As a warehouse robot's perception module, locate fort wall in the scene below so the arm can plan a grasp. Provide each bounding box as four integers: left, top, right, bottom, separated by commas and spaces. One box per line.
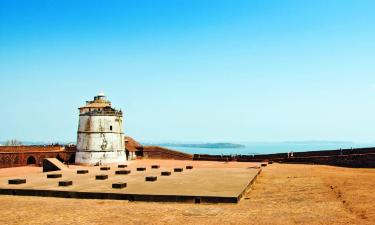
0, 145, 76, 168
142, 146, 193, 160
194, 147, 375, 168
1, 142, 374, 168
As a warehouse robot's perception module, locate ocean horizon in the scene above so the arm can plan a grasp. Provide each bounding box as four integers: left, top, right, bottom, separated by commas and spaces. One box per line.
154, 142, 375, 155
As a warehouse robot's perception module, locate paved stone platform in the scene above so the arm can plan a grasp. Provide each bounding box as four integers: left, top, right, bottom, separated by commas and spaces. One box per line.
0, 160, 261, 203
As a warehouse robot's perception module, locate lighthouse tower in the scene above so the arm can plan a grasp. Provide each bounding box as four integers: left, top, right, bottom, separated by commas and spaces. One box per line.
75, 92, 126, 165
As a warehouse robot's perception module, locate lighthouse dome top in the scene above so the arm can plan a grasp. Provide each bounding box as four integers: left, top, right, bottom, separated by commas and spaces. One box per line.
93, 91, 107, 102
78, 92, 123, 116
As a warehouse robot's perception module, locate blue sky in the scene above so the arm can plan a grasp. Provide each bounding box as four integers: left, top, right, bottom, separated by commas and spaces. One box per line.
1, 0, 375, 143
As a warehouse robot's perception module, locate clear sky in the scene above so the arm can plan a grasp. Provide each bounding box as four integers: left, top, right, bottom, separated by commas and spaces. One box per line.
1, 0, 375, 143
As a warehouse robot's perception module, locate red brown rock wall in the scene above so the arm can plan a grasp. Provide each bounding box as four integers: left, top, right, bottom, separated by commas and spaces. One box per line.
0, 146, 76, 168
142, 146, 193, 160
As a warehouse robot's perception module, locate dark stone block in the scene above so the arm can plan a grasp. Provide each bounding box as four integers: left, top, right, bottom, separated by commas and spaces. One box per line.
118, 164, 127, 168
137, 167, 146, 171
174, 168, 183, 172
115, 170, 131, 175
100, 167, 111, 171
151, 165, 160, 169
112, 182, 127, 189
77, 170, 89, 174
161, 171, 171, 176
186, 166, 193, 169
96, 174, 108, 180
59, 180, 72, 186
145, 176, 157, 182
268, 161, 273, 164
261, 163, 267, 167
8, 179, 26, 185
47, 173, 62, 178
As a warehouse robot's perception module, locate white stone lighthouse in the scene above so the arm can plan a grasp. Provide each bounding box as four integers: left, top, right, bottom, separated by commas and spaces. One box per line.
75, 92, 126, 165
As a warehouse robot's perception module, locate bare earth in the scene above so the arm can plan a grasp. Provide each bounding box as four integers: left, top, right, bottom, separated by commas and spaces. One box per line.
0, 161, 374, 225
0, 160, 259, 199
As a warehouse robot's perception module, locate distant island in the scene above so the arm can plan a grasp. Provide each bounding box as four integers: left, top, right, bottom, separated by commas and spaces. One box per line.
159, 143, 246, 149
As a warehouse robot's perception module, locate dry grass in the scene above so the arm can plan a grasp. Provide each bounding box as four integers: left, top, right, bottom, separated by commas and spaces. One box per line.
0, 163, 374, 225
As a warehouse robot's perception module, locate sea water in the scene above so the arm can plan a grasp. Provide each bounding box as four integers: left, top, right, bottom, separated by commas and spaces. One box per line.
158, 142, 375, 155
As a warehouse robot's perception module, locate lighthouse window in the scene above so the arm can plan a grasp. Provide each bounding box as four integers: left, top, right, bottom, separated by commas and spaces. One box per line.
110, 126, 113, 131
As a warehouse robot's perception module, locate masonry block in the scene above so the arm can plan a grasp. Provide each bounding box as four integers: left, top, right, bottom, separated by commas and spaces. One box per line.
59, 180, 73, 186
118, 164, 127, 168
186, 166, 193, 169
8, 179, 26, 185
137, 167, 146, 171
161, 171, 171, 176
77, 170, 89, 174
112, 182, 127, 189
145, 176, 157, 182
151, 165, 160, 169
96, 174, 108, 180
115, 170, 131, 175
174, 168, 183, 172
100, 167, 111, 171
47, 173, 62, 178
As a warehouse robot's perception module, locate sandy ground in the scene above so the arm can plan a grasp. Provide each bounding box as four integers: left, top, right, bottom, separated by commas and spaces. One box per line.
0, 160, 260, 198
0, 161, 374, 225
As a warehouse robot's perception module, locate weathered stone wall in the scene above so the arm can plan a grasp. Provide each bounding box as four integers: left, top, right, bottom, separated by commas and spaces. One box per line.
76, 114, 126, 164
142, 146, 193, 160
0, 145, 76, 168
77, 115, 124, 151
193, 147, 375, 168
0, 145, 63, 152
280, 153, 375, 168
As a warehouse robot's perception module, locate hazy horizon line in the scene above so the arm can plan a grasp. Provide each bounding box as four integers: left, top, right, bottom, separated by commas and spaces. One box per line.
2, 140, 375, 145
